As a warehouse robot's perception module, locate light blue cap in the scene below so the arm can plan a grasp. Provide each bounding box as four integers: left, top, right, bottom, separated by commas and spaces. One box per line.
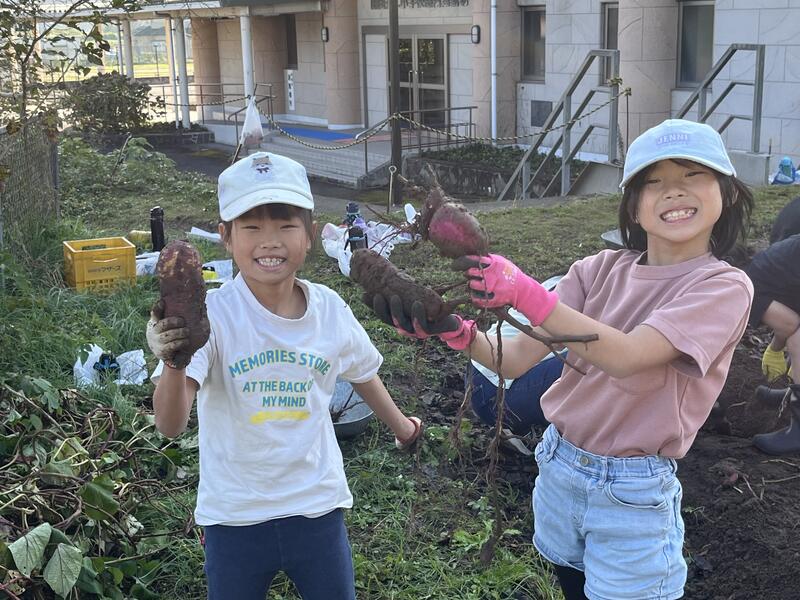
620, 119, 736, 189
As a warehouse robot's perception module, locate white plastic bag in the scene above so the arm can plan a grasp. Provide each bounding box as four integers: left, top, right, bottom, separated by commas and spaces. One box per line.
240, 97, 263, 147
73, 344, 148, 387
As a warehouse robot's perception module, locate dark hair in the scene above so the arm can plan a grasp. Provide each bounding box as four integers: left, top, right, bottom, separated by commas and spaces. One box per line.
221, 203, 314, 244
618, 158, 754, 259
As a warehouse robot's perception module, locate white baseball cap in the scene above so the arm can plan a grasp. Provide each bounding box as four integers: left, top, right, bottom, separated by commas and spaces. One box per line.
218, 152, 314, 221
620, 119, 736, 189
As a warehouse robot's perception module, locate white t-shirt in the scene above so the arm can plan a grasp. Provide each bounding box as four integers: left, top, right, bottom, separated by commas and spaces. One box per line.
151, 275, 382, 526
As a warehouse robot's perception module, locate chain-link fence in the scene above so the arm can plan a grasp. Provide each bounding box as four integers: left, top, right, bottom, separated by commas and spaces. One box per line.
0, 119, 59, 258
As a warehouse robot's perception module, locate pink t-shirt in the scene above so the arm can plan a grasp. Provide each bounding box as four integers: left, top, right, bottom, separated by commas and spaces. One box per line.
541, 249, 753, 458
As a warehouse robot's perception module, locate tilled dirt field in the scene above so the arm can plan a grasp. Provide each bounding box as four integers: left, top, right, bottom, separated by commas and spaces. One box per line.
682, 331, 800, 600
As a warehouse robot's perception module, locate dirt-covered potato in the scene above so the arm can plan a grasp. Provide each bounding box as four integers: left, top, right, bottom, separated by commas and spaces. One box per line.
155, 241, 210, 368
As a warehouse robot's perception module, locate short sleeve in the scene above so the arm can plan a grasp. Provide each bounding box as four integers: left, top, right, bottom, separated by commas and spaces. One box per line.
337, 304, 383, 384
642, 274, 753, 377
150, 328, 215, 388
555, 256, 592, 312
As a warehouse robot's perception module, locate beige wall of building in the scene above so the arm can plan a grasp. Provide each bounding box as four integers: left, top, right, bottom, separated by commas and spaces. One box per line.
252, 16, 288, 115
325, 0, 362, 127
472, 0, 519, 138
291, 12, 327, 122
618, 0, 678, 144
191, 18, 221, 103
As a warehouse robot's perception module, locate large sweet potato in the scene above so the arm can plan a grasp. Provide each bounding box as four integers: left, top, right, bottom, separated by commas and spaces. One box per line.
155, 241, 210, 368
350, 249, 454, 322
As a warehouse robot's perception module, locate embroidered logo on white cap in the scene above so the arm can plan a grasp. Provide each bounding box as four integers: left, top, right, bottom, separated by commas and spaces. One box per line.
218, 152, 314, 220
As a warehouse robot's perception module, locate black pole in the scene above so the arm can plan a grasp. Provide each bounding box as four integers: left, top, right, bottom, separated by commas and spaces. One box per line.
388, 0, 401, 206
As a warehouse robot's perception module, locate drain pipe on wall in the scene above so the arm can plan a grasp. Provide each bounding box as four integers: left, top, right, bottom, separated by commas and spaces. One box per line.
490, 0, 497, 143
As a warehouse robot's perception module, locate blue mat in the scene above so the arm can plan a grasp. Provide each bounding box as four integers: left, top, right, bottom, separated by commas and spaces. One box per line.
281, 126, 353, 141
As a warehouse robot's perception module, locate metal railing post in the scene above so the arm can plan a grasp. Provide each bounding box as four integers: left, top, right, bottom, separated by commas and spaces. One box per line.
751, 45, 765, 153
199, 84, 205, 124
607, 50, 620, 163
561, 91, 572, 196
698, 86, 707, 121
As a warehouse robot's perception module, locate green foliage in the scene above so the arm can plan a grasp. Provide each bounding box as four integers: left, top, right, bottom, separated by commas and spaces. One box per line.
1, 0, 140, 125
57, 137, 219, 239
64, 72, 166, 133
423, 143, 527, 171
0, 372, 199, 599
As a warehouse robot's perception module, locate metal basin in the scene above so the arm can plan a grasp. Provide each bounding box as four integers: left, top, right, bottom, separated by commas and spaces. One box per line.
329, 379, 374, 440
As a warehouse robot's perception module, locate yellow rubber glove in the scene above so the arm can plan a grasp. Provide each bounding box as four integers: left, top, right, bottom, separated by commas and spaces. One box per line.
761, 347, 789, 382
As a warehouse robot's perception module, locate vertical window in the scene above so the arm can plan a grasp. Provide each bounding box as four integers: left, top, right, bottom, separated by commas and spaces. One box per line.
601, 3, 618, 85
678, 1, 714, 87
286, 14, 298, 69
522, 7, 545, 81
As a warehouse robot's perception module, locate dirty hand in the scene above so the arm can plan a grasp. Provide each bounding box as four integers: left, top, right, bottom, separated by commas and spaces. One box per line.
146, 300, 193, 368
371, 294, 476, 351
761, 346, 789, 382
452, 254, 558, 326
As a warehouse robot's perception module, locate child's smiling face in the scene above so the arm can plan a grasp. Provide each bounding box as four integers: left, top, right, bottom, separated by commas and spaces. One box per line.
222, 209, 313, 293
635, 159, 723, 263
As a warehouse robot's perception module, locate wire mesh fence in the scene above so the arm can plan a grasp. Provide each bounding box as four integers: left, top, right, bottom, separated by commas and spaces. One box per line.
0, 119, 60, 259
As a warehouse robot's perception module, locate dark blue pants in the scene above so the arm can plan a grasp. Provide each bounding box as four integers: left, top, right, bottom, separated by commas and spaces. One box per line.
203, 508, 355, 600
468, 355, 563, 435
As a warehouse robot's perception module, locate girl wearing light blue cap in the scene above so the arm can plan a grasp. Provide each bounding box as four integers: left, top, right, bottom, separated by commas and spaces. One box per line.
369, 119, 755, 599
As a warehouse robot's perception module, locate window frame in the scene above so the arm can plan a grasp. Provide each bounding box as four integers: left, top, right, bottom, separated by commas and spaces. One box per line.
676, 0, 715, 89
286, 14, 298, 70
600, 2, 619, 86
520, 6, 546, 82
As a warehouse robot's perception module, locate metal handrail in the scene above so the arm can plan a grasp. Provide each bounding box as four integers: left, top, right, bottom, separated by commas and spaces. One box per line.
675, 43, 765, 153
357, 105, 477, 174
498, 48, 621, 202
151, 80, 276, 130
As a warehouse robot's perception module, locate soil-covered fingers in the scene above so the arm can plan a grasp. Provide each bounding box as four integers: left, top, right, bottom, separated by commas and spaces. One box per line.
151, 316, 187, 334
411, 301, 460, 335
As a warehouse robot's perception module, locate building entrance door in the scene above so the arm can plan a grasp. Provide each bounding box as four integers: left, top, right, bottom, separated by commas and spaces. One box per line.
394, 35, 447, 128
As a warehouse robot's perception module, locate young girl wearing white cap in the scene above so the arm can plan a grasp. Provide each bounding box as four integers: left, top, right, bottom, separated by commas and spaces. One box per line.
145, 152, 422, 600
370, 119, 755, 599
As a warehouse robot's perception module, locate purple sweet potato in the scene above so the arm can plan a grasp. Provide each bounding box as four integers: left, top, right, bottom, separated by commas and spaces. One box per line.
155, 241, 210, 368
415, 186, 490, 258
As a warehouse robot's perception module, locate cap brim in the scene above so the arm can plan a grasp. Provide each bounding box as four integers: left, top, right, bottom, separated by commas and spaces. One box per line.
220, 188, 314, 221
619, 154, 736, 189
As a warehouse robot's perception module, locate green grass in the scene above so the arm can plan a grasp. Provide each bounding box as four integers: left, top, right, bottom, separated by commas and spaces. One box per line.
4, 140, 798, 598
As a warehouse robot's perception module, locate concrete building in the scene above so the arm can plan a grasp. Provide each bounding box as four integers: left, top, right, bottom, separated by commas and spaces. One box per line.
115, 0, 799, 177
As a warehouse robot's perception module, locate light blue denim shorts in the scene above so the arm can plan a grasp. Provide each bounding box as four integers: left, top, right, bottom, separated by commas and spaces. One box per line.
532, 424, 686, 600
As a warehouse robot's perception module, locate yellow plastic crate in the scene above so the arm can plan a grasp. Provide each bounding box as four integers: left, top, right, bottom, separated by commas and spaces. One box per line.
63, 237, 136, 292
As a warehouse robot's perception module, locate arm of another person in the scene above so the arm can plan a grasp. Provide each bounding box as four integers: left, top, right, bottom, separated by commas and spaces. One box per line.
153, 367, 198, 438
462, 255, 749, 381
466, 309, 679, 380
351, 376, 416, 441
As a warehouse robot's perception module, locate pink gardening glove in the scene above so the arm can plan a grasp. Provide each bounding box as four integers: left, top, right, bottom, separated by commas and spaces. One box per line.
454, 254, 558, 326
371, 294, 477, 351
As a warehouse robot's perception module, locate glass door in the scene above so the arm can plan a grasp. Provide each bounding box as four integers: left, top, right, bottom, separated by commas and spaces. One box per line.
393, 35, 448, 128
